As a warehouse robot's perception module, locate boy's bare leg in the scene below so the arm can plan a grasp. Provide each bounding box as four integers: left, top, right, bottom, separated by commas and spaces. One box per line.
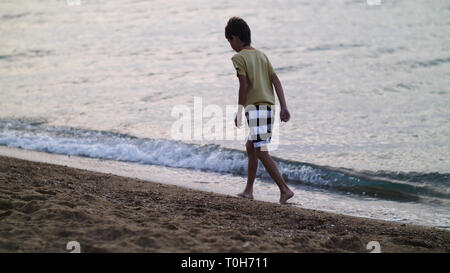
255, 147, 294, 204
237, 140, 258, 200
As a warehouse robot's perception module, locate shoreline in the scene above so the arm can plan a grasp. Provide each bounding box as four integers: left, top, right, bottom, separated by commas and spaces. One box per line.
0, 155, 449, 252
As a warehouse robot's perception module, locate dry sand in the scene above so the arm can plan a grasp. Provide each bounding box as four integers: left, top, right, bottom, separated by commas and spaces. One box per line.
0, 155, 449, 253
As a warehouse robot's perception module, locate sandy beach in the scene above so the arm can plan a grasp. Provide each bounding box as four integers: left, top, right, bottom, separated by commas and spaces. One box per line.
0, 155, 449, 253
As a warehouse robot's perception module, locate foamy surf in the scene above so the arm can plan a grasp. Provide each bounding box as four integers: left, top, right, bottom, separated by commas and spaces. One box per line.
1, 118, 449, 205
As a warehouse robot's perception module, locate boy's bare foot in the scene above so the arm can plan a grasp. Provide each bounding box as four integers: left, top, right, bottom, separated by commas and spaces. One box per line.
237, 192, 254, 200
280, 190, 294, 204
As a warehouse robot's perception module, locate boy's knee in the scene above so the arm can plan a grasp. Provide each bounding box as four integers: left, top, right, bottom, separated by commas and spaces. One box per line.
255, 147, 269, 159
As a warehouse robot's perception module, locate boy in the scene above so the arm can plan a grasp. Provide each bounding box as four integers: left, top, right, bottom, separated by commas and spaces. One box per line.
225, 17, 294, 204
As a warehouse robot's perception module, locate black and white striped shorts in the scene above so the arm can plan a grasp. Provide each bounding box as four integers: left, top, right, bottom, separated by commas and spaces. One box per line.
245, 104, 275, 148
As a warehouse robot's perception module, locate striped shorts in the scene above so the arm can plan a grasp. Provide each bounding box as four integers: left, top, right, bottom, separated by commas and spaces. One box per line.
245, 104, 275, 148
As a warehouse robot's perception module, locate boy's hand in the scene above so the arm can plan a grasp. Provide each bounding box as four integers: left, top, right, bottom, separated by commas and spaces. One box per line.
280, 108, 291, 122
235, 104, 244, 128
234, 113, 242, 128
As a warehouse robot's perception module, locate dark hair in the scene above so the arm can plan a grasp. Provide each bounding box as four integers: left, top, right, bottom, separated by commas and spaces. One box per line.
225, 17, 251, 46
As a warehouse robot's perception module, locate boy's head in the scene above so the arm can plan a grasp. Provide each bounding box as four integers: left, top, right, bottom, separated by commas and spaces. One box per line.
225, 17, 251, 51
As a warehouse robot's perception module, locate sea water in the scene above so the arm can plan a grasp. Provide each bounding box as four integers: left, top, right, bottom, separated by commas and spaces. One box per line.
1, 0, 449, 229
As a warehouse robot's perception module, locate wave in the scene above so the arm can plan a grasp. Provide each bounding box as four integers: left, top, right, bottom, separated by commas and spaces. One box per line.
306, 43, 364, 52
1, 118, 449, 205
0, 49, 52, 61
1, 12, 30, 20
397, 57, 450, 69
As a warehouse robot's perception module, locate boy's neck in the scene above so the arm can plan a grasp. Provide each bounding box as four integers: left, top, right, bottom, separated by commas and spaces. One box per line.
238, 45, 255, 52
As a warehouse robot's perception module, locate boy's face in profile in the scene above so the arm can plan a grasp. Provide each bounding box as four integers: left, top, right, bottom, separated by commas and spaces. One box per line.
227, 35, 241, 52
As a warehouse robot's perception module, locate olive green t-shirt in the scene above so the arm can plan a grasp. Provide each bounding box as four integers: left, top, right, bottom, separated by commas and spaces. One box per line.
231, 49, 275, 108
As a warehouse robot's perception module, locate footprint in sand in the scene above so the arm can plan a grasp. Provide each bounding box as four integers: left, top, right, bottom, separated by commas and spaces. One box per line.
135, 237, 159, 248
390, 238, 432, 249
0, 210, 12, 220
162, 222, 178, 230
19, 200, 41, 214
183, 207, 205, 217
20, 194, 47, 201
0, 199, 14, 210
35, 189, 57, 196
57, 201, 77, 208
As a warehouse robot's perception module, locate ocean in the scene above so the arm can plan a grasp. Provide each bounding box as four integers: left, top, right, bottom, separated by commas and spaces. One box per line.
1, 0, 449, 229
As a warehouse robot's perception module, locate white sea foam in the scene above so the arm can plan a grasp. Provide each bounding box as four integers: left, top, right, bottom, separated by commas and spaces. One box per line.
1, 120, 449, 206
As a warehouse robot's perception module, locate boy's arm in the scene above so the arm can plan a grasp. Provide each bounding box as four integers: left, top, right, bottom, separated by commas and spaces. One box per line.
271, 73, 291, 122
237, 75, 249, 106
235, 75, 249, 127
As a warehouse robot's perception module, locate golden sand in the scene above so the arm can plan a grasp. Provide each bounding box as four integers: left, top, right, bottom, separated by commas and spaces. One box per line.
0, 155, 448, 253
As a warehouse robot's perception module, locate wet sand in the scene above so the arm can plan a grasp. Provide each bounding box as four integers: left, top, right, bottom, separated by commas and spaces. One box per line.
0, 155, 449, 253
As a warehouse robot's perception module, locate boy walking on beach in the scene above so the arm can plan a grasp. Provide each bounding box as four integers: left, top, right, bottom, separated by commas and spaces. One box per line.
225, 17, 294, 204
